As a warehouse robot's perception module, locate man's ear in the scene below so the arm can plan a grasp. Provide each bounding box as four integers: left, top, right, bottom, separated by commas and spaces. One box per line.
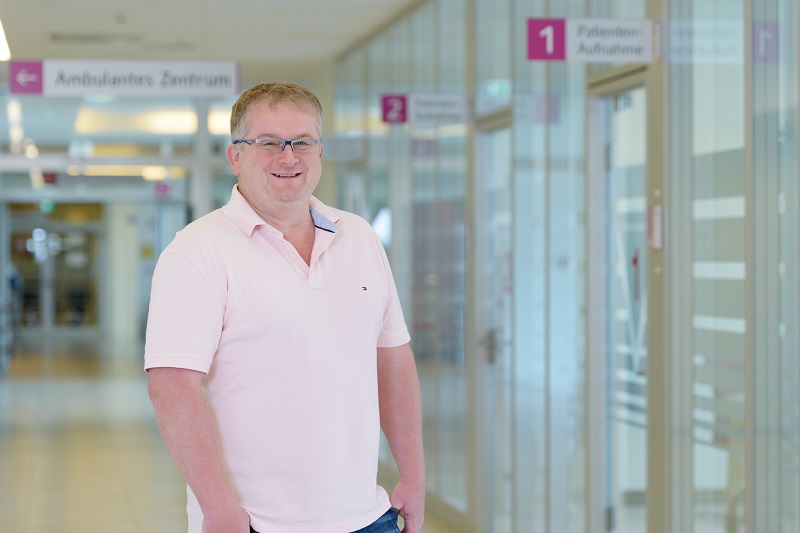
226, 143, 240, 171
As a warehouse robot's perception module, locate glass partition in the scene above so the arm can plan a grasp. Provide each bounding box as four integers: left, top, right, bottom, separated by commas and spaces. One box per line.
334, 0, 468, 514
751, 0, 800, 532
667, 0, 748, 531
475, 0, 513, 115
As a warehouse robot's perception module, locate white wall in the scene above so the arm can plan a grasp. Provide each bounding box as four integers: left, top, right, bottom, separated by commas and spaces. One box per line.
106, 203, 139, 342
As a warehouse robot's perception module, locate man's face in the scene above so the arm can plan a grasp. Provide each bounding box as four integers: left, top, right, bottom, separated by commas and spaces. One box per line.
227, 101, 323, 212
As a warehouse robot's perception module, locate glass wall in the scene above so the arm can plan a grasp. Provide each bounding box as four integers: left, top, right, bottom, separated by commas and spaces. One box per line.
475, 0, 513, 114
751, 0, 799, 532
513, 1, 589, 532
332, 0, 800, 532
667, 0, 748, 531
333, 0, 469, 513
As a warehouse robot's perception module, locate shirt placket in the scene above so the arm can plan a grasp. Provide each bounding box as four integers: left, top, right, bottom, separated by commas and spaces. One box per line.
259, 226, 311, 280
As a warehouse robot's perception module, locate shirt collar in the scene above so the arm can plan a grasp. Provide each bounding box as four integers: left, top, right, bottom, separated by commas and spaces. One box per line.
222, 185, 339, 236
309, 197, 339, 233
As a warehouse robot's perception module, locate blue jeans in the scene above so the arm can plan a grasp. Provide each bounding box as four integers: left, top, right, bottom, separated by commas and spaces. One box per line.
250, 507, 400, 533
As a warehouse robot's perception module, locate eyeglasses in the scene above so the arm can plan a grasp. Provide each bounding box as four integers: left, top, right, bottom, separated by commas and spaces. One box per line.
233, 137, 322, 153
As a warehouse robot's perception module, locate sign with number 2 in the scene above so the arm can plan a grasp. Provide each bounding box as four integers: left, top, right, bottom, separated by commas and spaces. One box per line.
382, 94, 408, 124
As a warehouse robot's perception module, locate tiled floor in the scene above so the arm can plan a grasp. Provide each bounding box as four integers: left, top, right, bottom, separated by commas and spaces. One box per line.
0, 339, 459, 533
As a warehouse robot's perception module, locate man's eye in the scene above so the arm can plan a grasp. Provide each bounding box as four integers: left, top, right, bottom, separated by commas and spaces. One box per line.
261, 140, 280, 147
294, 140, 311, 147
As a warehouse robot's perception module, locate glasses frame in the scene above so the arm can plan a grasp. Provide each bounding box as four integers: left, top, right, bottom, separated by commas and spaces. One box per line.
233, 137, 322, 153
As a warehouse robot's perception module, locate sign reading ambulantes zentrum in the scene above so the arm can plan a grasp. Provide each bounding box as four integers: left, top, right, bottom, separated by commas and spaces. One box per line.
9, 60, 239, 96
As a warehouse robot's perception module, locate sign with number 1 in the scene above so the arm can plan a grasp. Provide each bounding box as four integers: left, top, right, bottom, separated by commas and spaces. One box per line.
527, 19, 566, 61
528, 17, 653, 63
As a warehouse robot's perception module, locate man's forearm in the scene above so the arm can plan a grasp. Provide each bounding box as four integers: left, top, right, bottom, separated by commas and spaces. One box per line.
377, 344, 425, 483
377, 344, 425, 533
147, 368, 242, 522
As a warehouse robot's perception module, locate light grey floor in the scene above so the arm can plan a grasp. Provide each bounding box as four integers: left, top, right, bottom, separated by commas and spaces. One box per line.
0, 339, 459, 533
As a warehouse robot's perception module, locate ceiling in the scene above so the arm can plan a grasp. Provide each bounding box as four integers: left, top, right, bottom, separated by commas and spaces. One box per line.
0, 0, 421, 150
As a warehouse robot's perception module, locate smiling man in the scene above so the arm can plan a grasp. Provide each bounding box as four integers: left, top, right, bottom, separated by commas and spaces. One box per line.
145, 82, 425, 533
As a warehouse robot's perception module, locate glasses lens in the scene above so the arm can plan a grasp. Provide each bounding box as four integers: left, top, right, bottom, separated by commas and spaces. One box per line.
252, 138, 317, 153
291, 140, 316, 152
257, 139, 283, 153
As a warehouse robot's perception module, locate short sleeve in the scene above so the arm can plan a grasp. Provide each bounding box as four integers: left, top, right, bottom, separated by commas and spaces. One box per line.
144, 252, 226, 373
373, 233, 411, 348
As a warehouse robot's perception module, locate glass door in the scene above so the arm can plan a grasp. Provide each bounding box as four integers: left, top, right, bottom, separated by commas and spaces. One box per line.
8, 203, 103, 336
590, 86, 649, 532
475, 125, 514, 533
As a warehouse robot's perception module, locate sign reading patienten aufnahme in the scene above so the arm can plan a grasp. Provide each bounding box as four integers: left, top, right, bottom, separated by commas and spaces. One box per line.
11, 60, 239, 96
567, 19, 652, 63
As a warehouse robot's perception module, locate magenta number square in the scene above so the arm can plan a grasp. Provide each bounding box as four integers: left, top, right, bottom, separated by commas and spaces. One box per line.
9, 61, 44, 94
381, 94, 407, 124
527, 18, 566, 61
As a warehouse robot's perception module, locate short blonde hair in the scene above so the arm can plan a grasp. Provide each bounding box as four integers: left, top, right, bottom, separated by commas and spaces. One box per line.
230, 81, 323, 143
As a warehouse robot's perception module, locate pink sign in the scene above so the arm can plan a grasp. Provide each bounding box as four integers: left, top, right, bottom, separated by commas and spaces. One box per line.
752, 22, 779, 64
382, 94, 407, 124
155, 181, 172, 198
527, 19, 566, 61
9, 61, 44, 94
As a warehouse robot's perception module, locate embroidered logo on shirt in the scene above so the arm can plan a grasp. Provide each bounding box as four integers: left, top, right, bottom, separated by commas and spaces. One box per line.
362, 286, 368, 291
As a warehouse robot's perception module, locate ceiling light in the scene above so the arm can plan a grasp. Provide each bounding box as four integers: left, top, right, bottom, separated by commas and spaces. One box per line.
29, 167, 44, 189
75, 107, 197, 135
208, 109, 232, 135
141, 166, 168, 181
24, 143, 39, 159
6, 99, 21, 124
0, 19, 11, 61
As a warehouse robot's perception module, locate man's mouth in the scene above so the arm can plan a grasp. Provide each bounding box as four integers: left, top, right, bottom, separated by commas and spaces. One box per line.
273, 173, 300, 178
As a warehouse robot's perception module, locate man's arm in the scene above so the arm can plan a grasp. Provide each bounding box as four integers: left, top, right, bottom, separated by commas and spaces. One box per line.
377, 343, 425, 533
148, 367, 250, 533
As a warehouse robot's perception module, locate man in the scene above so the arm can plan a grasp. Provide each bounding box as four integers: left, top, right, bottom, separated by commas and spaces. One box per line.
145, 81, 425, 533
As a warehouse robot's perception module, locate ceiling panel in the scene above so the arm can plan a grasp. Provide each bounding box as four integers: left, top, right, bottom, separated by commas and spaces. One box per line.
0, 0, 421, 153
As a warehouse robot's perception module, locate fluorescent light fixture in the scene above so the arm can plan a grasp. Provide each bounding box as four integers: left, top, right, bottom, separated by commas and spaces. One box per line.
74, 104, 231, 136
208, 109, 232, 135
0, 19, 10, 61
80, 165, 146, 177
72, 165, 188, 179
75, 108, 197, 135
141, 166, 168, 181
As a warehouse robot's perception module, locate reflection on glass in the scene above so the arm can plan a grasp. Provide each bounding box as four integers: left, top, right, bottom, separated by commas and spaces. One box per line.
605, 88, 648, 532
478, 127, 513, 533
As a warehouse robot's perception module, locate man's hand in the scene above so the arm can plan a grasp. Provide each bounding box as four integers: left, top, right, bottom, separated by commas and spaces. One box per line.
202, 505, 251, 533
391, 479, 425, 533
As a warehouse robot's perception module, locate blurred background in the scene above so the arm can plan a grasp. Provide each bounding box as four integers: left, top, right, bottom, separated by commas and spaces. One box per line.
1, 1, 799, 533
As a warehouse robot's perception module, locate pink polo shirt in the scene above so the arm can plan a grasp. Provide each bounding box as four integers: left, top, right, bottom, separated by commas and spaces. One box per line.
144, 186, 410, 533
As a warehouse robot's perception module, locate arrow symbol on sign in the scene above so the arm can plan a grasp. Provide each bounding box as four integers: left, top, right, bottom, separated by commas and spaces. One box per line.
15, 69, 40, 87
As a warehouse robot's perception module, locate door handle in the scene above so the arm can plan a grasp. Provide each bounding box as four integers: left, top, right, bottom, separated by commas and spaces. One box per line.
479, 328, 497, 364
